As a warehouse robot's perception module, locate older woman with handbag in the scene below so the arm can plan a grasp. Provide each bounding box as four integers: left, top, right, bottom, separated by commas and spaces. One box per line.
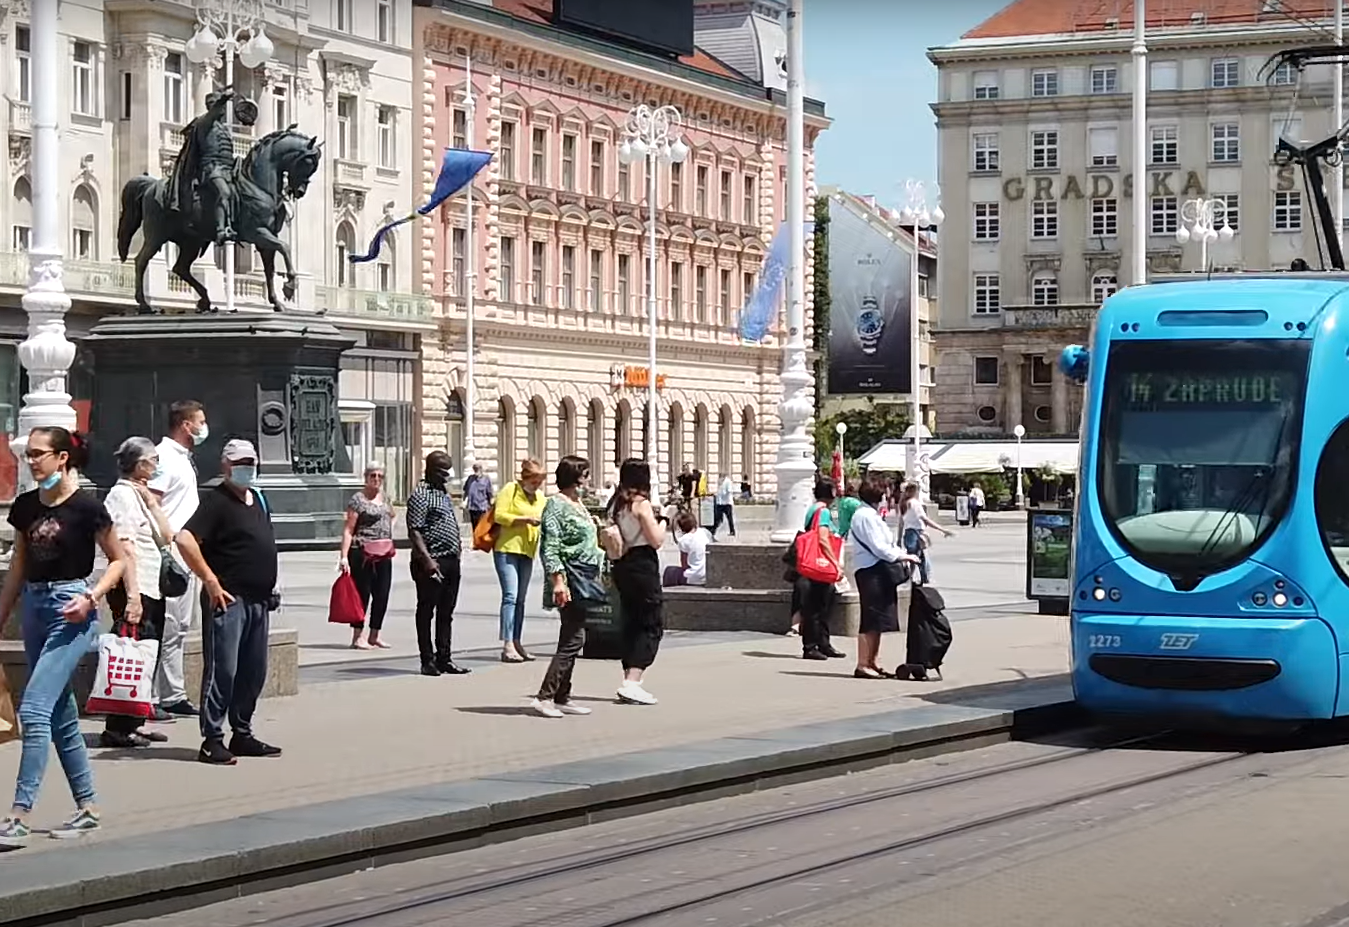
531, 455, 603, 718
338, 464, 397, 649
850, 473, 922, 679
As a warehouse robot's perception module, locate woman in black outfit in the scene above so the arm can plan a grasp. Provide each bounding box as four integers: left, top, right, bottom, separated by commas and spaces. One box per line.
797, 478, 846, 661
607, 458, 667, 706
849, 473, 921, 679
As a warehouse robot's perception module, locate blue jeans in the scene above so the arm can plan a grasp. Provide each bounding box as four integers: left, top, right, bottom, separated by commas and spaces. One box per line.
15, 580, 100, 814
493, 551, 534, 643
902, 528, 930, 585
200, 597, 270, 743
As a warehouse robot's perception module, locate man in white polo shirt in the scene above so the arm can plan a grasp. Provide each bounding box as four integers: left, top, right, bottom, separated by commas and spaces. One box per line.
148, 399, 210, 717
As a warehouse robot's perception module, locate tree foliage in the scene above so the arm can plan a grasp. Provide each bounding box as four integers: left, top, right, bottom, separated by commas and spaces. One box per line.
813, 403, 911, 466
811, 195, 831, 417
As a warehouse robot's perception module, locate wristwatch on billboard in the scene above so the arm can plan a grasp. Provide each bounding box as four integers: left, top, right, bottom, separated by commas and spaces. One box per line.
856, 297, 883, 355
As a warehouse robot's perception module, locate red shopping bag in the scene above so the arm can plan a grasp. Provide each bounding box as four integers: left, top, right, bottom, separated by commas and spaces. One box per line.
328, 572, 366, 625
794, 505, 843, 584
85, 626, 157, 719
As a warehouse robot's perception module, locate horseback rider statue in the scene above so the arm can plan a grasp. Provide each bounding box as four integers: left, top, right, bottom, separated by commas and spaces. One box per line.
165, 87, 257, 246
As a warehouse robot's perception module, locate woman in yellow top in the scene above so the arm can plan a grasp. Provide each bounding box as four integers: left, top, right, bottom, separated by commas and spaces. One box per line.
492, 458, 547, 662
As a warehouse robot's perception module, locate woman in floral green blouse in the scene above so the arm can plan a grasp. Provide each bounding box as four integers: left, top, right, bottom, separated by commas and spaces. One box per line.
532, 455, 605, 718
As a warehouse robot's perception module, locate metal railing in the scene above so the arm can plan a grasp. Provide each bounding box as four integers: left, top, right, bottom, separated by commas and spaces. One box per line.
316, 285, 433, 322
1001, 304, 1098, 330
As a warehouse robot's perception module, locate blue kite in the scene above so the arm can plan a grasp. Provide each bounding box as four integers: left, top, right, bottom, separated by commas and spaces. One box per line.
349, 147, 492, 263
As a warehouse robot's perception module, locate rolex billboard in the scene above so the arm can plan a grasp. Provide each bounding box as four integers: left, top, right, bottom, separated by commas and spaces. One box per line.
825, 195, 912, 395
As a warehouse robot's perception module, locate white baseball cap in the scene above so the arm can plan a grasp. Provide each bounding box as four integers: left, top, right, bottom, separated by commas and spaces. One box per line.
222, 438, 258, 462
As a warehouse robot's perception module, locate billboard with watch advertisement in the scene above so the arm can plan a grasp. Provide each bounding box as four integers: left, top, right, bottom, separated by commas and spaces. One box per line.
825, 196, 912, 395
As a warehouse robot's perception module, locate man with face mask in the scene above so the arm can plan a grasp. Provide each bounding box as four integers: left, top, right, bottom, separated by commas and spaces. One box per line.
406, 450, 467, 677
148, 399, 210, 719
175, 439, 282, 766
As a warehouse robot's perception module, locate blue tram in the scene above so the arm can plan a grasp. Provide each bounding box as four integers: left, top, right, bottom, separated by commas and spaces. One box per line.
1062, 274, 1349, 722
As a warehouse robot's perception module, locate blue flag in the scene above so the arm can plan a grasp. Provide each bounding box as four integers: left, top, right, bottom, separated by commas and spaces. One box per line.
349, 148, 492, 263
739, 221, 814, 342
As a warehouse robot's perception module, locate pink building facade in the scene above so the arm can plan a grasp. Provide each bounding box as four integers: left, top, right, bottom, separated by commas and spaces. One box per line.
412, 1, 827, 493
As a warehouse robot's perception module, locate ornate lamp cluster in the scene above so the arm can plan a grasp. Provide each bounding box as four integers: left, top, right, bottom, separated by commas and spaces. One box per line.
184, 0, 274, 69
617, 105, 690, 167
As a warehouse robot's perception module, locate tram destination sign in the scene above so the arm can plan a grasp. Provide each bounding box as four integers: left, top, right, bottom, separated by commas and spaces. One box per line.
1124, 372, 1288, 406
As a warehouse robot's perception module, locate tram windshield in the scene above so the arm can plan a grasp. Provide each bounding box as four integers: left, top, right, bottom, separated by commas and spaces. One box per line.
1097, 338, 1310, 585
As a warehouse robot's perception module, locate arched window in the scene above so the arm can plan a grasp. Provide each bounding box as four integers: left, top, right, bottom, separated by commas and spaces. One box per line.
12, 178, 32, 251
668, 402, 685, 471
717, 405, 733, 476
71, 184, 97, 260
1031, 271, 1058, 307
693, 403, 709, 470
496, 397, 516, 482
336, 221, 356, 288
1091, 271, 1118, 305
613, 400, 631, 467
587, 399, 605, 469
377, 230, 395, 292
527, 396, 547, 464
557, 398, 576, 459
446, 389, 465, 478
740, 406, 756, 486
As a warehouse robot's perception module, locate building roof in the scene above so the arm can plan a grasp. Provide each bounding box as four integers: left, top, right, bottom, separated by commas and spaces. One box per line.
962, 0, 1335, 41
824, 187, 939, 258
491, 0, 746, 79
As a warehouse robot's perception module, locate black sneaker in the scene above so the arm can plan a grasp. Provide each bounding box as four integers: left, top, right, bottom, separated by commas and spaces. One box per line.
198, 740, 238, 765
802, 648, 829, 661
436, 659, 471, 675
163, 700, 199, 717
228, 735, 282, 758
822, 646, 847, 659
420, 661, 442, 677
99, 730, 149, 749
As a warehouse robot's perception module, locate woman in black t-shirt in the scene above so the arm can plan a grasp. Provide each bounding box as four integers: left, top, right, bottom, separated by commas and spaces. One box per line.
0, 427, 126, 846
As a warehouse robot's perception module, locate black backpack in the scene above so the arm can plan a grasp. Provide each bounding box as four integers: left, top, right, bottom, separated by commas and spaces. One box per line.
896, 584, 952, 680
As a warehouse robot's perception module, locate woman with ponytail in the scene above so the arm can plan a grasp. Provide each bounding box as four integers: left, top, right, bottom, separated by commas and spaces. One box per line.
0, 428, 127, 845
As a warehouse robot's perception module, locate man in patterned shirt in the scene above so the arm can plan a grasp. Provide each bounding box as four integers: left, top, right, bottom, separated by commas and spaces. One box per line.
406, 450, 469, 677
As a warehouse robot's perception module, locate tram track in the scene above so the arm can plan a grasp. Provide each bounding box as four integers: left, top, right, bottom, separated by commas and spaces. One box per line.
234, 728, 1272, 927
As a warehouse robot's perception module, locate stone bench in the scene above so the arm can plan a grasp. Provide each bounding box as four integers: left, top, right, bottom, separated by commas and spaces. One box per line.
664, 587, 877, 637
0, 628, 299, 710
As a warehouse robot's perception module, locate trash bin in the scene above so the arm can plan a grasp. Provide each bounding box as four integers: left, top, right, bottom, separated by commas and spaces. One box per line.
581, 560, 625, 660
955, 493, 971, 526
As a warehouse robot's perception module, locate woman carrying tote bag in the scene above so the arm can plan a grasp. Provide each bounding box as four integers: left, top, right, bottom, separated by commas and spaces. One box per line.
849, 473, 922, 680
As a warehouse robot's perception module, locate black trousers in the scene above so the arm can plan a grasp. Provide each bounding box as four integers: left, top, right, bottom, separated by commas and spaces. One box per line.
794, 575, 835, 654
349, 545, 394, 633
711, 504, 736, 536
104, 585, 166, 735
537, 601, 587, 703
412, 554, 461, 664
612, 546, 663, 672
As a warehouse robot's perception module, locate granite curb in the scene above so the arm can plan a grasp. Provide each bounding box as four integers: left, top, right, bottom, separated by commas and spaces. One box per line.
0, 677, 1080, 927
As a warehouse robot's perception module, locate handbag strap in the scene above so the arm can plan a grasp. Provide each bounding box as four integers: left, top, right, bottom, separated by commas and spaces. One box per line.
129, 484, 170, 550
852, 511, 896, 564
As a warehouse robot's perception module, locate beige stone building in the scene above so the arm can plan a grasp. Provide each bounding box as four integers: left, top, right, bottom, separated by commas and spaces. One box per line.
929, 0, 1338, 438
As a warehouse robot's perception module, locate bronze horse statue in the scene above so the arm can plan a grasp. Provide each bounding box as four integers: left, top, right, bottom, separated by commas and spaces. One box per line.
118, 112, 323, 314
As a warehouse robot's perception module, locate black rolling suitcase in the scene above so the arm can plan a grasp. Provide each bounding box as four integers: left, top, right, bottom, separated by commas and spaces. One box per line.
895, 583, 952, 681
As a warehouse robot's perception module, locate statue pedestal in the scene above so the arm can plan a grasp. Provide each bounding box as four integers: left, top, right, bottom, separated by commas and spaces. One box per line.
82, 312, 359, 547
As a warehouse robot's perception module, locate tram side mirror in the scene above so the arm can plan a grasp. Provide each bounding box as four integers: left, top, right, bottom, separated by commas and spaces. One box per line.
1060, 345, 1090, 384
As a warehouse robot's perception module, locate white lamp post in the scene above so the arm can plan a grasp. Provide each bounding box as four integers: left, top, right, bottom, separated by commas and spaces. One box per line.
460, 55, 478, 477
835, 420, 847, 456
183, 0, 274, 315
769, 0, 818, 543
1131, 0, 1148, 285
11, 0, 78, 490
1175, 196, 1234, 271
619, 104, 688, 497
898, 179, 943, 500
1013, 423, 1026, 510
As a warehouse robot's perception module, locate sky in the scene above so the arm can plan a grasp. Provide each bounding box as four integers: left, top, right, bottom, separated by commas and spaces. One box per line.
804, 1, 1008, 206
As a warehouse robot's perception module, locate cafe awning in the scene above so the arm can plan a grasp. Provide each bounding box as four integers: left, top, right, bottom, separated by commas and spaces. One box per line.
857, 439, 1079, 475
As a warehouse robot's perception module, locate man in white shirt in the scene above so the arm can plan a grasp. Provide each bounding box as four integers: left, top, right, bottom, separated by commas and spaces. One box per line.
711, 473, 737, 539
147, 399, 210, 717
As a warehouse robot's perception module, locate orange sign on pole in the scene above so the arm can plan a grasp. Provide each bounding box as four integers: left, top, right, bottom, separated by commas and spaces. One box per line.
624, 366, 666, 390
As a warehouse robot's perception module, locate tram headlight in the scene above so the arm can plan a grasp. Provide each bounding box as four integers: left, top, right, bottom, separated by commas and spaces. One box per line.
1273, 592, 1288, 607
1253, 591, 1267, 606
1092, 587, 1107, 601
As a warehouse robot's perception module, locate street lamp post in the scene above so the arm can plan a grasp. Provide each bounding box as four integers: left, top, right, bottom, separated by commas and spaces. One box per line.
619, 105, 688, 497
834, 421, 847, 492
834, 420, 847, 457
898, 180, 943, 501
184, 0, 274, 315
1013, 423, 1026, 510
11, 0, 78, 489
460, 55, 478, 476
1175, 196, 1234, 271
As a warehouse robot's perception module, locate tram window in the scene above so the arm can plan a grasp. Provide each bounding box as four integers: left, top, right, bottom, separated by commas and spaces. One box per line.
1314, 420, 1349, 579
1096, 339, 1309, 580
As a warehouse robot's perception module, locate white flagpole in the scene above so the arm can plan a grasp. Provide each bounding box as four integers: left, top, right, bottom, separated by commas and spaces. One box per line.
462, 55, 477, 477
1335, 1, 1344, 246
1132, 0, 1148, 285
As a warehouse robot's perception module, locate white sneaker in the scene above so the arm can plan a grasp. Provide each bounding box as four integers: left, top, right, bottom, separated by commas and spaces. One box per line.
556, 702, 592, 716
617, 682, 658, 705
531, 698, 564, 718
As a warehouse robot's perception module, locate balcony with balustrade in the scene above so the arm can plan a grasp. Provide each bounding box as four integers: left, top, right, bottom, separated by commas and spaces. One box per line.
1000, 303, 1098, 331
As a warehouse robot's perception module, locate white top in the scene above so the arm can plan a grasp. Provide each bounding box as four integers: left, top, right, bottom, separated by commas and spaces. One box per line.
969, 486, 985, 507
902, 497, 926, 532
616, 506, 654, 549
148, 437, 199, 532
715, 477, 735, 505
849, 505, 907, 572
678, 527, 711, 585
104, 480, 164, 600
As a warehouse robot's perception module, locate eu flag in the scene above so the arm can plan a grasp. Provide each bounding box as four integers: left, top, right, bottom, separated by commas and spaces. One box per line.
349, 148, 492, 264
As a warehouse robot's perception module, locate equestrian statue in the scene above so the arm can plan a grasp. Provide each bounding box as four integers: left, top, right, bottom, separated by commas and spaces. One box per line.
117, 88, 323, 314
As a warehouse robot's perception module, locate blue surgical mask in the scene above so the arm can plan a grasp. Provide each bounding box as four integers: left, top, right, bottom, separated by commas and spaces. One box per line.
228, 465, 256, 488
150, 465, 164, 481
38, 471, 62, 491
192, 422, 210, 446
